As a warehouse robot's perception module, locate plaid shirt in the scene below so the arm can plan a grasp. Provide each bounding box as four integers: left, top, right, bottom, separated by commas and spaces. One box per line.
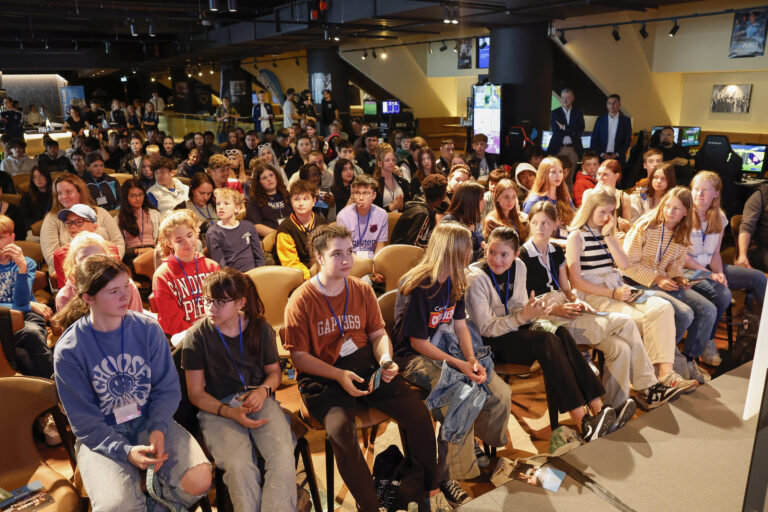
215, 105, 238, 134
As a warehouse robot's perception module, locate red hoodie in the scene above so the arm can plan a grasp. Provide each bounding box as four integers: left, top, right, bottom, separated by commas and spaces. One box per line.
153, 253, 220, 335
573, 171, 597, 208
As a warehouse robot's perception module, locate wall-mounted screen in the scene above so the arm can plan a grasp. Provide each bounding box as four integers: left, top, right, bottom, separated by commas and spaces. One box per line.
382, 100, 400, 114
477, 36, 490, 69
472, 83, 501, 154
679, 126, 701, 147
541, 130, 552, 151
732, 144, 766, 175
363, 99, 377, 116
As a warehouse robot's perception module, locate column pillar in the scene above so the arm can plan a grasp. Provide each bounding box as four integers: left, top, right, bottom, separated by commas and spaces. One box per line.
306, 46, 350, 133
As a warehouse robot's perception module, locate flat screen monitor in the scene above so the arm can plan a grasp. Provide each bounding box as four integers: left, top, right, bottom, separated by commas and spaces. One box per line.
652, 125, 679, 142
678, 126, 701, 147
363, 99, 377, 116
472, 83, 502, 154
251, 92, 259, 104
581, 131, 592, 149
382, 100, 400, 114
732, 144, 767, 175
541, 130, 552, 152
477, 36, 490, 69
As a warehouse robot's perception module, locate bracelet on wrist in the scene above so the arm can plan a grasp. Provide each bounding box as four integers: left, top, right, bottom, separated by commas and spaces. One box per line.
217, 403, 226, 417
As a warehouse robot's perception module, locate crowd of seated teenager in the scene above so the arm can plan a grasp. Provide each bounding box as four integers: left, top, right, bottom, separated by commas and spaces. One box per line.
3, 93, 768, 512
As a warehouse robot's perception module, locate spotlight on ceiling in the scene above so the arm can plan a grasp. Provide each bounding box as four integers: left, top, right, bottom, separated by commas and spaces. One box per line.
44, 40, 49, 50
227, 0, 237, 12
333, 35, 340, 42
451, 5, 459, 24
209, 0, 218, 11
669, 19, 679, 37
453, 41, 459, 52
443, 5, 451, 24
361, 50, 367, 60
439, 40, 447, 52
381, 49, 388, 59
557, 30, 567, 45
428, 43, 433, 54
372, 48, 378, 59
129, 18, 137, 37
611, 25, 620, 41
148, 19, 156, 37
639, 23, 649, 39
73, 39, 78, 50
167, 75, 172, 81
151, 76, 156, 82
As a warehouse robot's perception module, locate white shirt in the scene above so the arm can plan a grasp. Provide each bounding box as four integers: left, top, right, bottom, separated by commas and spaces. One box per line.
282, 100, 296, 128
259, 103, 270, 132
606, 113, 619, 154
562, 107, 572, 145
26, 111, 43, 125
149, 96, 165, 112
689, 211, 727, 267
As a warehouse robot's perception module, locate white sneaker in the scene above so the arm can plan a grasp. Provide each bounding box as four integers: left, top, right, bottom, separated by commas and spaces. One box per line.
42, 415, 62, 446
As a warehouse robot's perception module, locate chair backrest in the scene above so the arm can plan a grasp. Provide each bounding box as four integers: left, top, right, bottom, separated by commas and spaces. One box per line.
104, 167, 117, 174
373, 244, 425, 291
178, 176, 191, 186
377, 290, 398, 339
111, 173, 134, 186
133, 247, 157, 282
0, 308, 23, 376
696, 135, 733, 168
262, 231, 277, 253
387, 211, 402, 242
11, 173, 30, 191
30, 219, 43, 237
349, 255, 373, 278
246, 266, 304, 330
1, 193, 21, 206
16, 240, 44, 267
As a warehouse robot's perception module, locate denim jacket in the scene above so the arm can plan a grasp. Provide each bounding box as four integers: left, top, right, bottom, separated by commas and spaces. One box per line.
425, 325, 494, 444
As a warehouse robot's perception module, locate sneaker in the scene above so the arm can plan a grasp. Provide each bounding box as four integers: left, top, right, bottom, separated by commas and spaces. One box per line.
699, 341, 722, 367
608, 399, 636, 433
581, 406, 615, 442
688, 360, 711, 385
659, 371, 698, 394
429, 492, 454, 512
637, 382, 684, 410
474, 440, 491, 470
42, 415, 62, 446
439, 480, 470, 506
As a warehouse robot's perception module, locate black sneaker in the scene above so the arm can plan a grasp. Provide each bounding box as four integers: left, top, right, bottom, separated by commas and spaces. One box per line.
608, 399, 636, 433
440, 479, 470, 506
638, 382, 684, 410
474, 440, 491, 469
581, 406, 616, 442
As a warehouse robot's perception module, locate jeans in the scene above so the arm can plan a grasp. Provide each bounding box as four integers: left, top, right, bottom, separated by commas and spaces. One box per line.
426, 360, 488, 444
76, 417, 210, 511
723, 263, 766, 305
14, 311, 53, 378
691, 278, 732, 340
198, 395, 297, 512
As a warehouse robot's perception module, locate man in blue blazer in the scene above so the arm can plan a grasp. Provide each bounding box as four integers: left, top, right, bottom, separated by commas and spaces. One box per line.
590, 94, 632, 169
252, 89, 274, 135
548, 89, 584, 164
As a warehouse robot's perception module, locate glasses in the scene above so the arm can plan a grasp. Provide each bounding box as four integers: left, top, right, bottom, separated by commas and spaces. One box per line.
127, 193, 144, 199
64, 219, 88, 228
225, 149, 241, 157
202, 297, 236, 308
258, 143, 272, 150
353, 191, 374, 197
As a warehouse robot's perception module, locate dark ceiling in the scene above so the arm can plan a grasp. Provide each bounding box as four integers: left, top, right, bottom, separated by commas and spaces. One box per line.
0, 0, 697, 73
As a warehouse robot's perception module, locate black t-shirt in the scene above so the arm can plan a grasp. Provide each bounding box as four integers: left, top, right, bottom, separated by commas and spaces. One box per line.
181, 317, 279, 400
394, 278, 466, 357
321, 98, 337, 124
518, 240, 565, 296
245, 194, 293, 233
65, 116, 86, 134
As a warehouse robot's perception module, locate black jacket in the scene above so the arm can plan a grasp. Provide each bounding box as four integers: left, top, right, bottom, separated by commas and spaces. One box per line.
390, 199, 436, 248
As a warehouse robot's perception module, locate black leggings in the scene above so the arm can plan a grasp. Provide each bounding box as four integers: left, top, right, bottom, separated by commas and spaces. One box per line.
483, 326, 604, 428
299, 345, 438, 512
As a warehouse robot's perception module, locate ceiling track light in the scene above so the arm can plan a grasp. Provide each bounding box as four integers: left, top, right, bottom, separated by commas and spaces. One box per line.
273, 60, 277, 68
669, 19, 679, 37
557, 30, 567, 45
428, 42, 433, 54
209, 0, 218, 11
451, 5, 459, 24
439, 40, 447, 52
381, 49, 388, 59
44, 40, 49, 50
361, 49, 367, 60
227, 0, 237, 12
639, 23, 649, 39
611, 25, 620, 41
105, 41, 110, 54
129, 18, 137, 37
372, 48, 378, 59
453, 41, 459, 52
148, 18, 156, 37
443, 4, 451, 24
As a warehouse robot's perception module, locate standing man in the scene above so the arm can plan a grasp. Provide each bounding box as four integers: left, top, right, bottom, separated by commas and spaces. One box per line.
548, 88, 584, 165
320, 89, 339, 136
148, 91, 165, 113
215, 96, 239, 144
282, 88, 301, 130
1, 98, 24, 139
590, 94, 632, 170
252, 90, 274, 136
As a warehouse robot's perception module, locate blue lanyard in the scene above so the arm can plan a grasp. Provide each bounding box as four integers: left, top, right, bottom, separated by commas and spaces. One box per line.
193, 202, 214, 227
489, 268, 510, 315
585, 225, 614, 264
174, 255, 201, 305
316, 276, 349, 337
356, 208, 371, 249
535, 242, 561, 290
658, 225, 675, 264
88, 317, 127, 398
215, 316, 248, 392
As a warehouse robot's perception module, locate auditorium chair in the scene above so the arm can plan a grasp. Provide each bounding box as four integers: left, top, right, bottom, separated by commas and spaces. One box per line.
245, 266, 304, 357
0, 307, 24, 377
11, 173, 30, 195
110, 173, 134, 187
1, 193, 21, 206
387, 211, 402, 242
372, 244, 425, 292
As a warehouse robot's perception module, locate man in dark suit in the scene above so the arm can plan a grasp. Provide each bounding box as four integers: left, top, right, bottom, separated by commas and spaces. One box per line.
548, 88, 584, 165
590, 94, 632, 169
252, 89, 274, 136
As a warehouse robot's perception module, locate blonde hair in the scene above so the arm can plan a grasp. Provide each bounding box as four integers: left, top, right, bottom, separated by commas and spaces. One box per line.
213, 186, 244, 206
62, 232, 110, 282
373, 145, 396, 180
158, 209, 200, 257
0, 214, 14, 235
691, 171, 724, 234
51, 174, 95, 214
399, 222, 471, 303
207, 154, 230, 170
530, 156, 574, 226
634, 186, 693, 246
569, 184, 616, 231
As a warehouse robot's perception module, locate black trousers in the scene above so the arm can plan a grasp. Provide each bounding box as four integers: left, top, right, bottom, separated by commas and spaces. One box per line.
299, 345, 438, 512
483, 326, 604, 420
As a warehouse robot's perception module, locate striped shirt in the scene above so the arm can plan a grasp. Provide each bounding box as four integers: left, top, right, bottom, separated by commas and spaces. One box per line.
621, 221, 688, 287
579, 229, 614, 277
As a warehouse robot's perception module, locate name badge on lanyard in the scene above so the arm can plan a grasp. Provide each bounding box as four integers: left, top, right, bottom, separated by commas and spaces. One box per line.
96, 195, 107, 205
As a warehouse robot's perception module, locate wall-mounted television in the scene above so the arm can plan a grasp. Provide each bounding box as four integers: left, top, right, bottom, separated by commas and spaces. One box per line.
476, 36, 490, 69
732, 144, 766, 176
679, 126, 701, 147
363, 99, 378, 116
472, 83, 501, 154
382, 100, 400, 114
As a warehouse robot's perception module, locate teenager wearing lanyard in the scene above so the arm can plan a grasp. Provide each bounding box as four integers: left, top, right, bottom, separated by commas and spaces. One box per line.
466, 226, 617, 438
394, 222, 510, 500
566, 186, 697, 397
373, 146, 410, 212
183, 269, 296, 511
284, 224, 442, 512
53, 255, 212, 511
245, 160, 292, 238
521, 201, 683, 416
154, 210, 220, 337
685, 172, 767, 367
176, 173, 218, 235
622, 186, 715, 385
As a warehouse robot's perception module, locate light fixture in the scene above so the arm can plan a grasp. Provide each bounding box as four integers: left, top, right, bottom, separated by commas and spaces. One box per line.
372, 48, 378, 59
439, 40, 447, 52
295, 58, 300, 66
44, 40, 49, 50
273, 60, 277, 67
381, 49, 388, 59
669, 19, 679, 37
557, 30, 567, 45
129, 18, 137, 37
453, 41, 459, 52
611, 25, 620, 41
209, 67, 214, 75
451, 5, 459, 24
105, 41, 110, 54
73, 39, 78, 50
209, 0, 218, 11
361, 50, 367, 60
151, 76, 156, 82
428, 42, 433, 54
227, 0, 237, 12
187, 71, 192, 77
168, 75, 172, 80
443, 4, 451, 24
198, 69, 203, 76
333, 35, 340, 41
132, 68, 137, 74
639, 23, 648, 39
148, 19, 156, 37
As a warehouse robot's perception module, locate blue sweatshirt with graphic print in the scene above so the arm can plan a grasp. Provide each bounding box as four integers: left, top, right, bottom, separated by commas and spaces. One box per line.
53, 311, 180, 462
0, 256, 36, 312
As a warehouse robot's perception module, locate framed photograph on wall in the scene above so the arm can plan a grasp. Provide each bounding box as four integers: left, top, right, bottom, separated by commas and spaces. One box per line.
457, 38, 473, 69
729, 9, 768, 58
711, 84, 753, 113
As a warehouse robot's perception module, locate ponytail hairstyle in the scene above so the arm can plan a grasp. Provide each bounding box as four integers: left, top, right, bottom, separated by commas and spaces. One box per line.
490, 179, 528, 240
399, 222, 471, 303
51, 255, 131, 332
691, 171, 724, 234
530, 156, 574, 226
62, 232, 111, 282
203, 268, 265, 354
634, 186, 693, 246
569, 184, 616, 231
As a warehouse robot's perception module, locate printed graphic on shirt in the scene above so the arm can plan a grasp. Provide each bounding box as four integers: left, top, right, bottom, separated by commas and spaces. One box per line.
92, 354, 151, 415
0, 267, 18, 302
428, 304, 457, 328
316, 314, 363, 336
166, 272, 215, 321
243, 231, 252, 246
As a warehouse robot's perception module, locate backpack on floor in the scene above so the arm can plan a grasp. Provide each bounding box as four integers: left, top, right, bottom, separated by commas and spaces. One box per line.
713, 312, 759, 378
373, 445, 429, 512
